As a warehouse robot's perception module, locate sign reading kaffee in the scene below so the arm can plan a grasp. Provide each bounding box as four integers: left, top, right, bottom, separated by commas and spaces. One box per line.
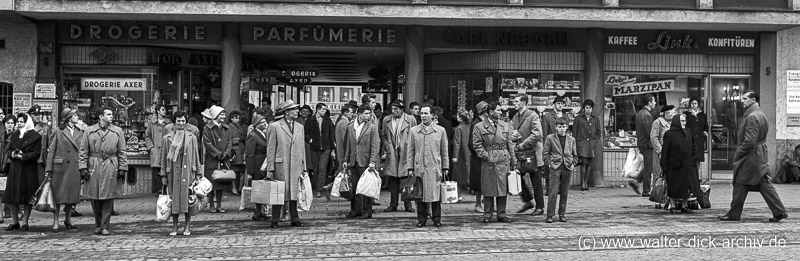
81, 78, 147, 91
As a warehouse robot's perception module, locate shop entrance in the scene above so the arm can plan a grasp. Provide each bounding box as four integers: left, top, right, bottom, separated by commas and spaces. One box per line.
708, 75, 752, 179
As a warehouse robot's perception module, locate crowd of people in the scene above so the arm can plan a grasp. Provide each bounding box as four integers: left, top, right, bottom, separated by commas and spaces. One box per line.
0, 91, 790, 236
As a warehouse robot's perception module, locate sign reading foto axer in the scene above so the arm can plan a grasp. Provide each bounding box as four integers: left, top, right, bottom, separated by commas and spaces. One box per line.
81, 78, 147, 91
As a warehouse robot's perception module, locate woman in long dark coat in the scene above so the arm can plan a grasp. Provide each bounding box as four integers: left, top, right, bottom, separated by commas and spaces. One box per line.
2, 114, 42, 231
203, 106, 233, 213
661, 114, 704, 214
573, 99, 602, 191
684, 97, 709, 171
45, 108, 84, 231
0, 115, 16, 224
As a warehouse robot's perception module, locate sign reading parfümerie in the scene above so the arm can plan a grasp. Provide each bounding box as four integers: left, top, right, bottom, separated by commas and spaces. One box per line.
58, 21, 221, 45
81, 78, 147, 91
241, 23, 404, 47
612, 80, 674, 97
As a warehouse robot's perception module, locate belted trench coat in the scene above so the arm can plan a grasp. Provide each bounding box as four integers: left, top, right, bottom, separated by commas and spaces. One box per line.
472, 118, 516, 197
79, 124, 128, 200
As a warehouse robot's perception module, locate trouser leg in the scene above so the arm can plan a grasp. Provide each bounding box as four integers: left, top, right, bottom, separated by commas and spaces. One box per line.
388, 176, 400, 208
520, 172, 533, 203
152, 167, 162, 193
416, 201, 428, 224
271, 204, 283, 222
91, 200, 102, 228
482, 196, 495, 219
350, 167, 365, 214
431, 201, 442, 223
317, 150, 331, 192
757, 178, 787, 217
101, 199, 113, 229
559, 170, 571, 216
288, 201, 300, 222
496, 196, 507, 219
547, 168, 562, 217
641, 149, 653, 193
726, 183, 749, 219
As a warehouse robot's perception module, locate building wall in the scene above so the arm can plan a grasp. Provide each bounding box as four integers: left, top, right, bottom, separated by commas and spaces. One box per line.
774, 27, 800, 176
0, 16, 37, 93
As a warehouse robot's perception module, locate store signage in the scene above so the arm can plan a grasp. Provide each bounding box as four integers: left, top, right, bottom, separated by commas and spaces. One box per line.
426, 27, 587, 51
786, 70, 800, 126
81, 78, 147, 91
289, 78, 313, 84
612, 79, 674, 97
34, 83, 57, 99
12, 93, 32, 115
153, 53, 183, 65
605, 30, 758, 54
242, 23, 404, 47
287, 70, 318, 78
58, 21, 221, 45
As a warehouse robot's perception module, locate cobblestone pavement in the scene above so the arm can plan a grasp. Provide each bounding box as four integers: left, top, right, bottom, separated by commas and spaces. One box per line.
1, 183, 799, 260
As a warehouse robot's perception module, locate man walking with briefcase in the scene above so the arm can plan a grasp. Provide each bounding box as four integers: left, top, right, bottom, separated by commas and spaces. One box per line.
510, 94, 545, 216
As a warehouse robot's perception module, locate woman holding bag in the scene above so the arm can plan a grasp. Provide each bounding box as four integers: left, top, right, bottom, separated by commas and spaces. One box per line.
203, 105, 233, 213
244, 114, 269, 221
44, 108, 84, 232
2, 114, 42, 231
160, 111, 202, 236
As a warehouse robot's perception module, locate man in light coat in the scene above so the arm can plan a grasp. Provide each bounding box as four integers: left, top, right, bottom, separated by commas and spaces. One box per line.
343, 104, 380, 219
334, 102, 356, 174
511, 94, 545, 216
407, 104, 449, 227
382, 99, 417, 213
262, 100, 307, 228
79, 107, 127, 235
473, 102, 516, 223
145, 105, 172, 193
719, 92, 788, 222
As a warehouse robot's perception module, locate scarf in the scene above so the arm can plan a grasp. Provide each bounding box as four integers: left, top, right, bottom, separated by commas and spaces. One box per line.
167, 129, 186, 162
19, 115, 34, 139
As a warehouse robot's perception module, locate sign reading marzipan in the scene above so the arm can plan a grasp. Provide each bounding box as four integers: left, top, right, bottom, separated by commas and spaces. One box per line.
612, 80, 674, 97
81, 78, 147, 91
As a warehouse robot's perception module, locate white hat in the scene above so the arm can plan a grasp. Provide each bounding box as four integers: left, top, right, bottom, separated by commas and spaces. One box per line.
209, 105, 225, 119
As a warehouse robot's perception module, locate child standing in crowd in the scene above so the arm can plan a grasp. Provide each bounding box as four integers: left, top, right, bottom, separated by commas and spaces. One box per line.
542, 118, 577, 223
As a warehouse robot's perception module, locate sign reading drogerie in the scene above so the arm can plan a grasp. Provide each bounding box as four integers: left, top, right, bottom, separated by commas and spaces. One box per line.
81, 78, 147, 91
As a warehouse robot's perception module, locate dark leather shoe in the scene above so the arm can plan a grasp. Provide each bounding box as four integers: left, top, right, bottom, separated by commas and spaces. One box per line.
252, 215, 268, 221
416, 222, 425, 227
531, 209, 544, 216
373, 202, 382, 206
559, 216, 567, 222
5, 223, 19, 231
345, 213, 362, 218
482, 218, 490, 223
384, 207, 398, 212
641, 193, 650, 198
94, 228, 103, 234
111, 211, 120, 216
360, 214, 373, 219
681, 208, 693, 214
70, 209, 83, 217
290, 221, 304, 227
405, 207, 415, 212
64, 222, 77, 229
769, 213, 789, 222
497, 217, 512, 223
718, 215, 740, 221
20, 224, 29, 231
545, 217, 553, 223
516, 201, 534, 214
433, 222, 442, 228
270, 222, 279, 228
628, 180, 640, 195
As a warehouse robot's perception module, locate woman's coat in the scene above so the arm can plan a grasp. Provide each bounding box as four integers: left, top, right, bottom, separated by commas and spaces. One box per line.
159, 129, 201, 214
45, 126, 85, 204
406, 124, 449, 202
451, 123, 471, 185
264, 119, 307, 201
1, 130, 41, 205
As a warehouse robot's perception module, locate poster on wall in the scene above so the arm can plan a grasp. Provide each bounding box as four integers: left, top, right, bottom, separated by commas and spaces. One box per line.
318, 87, 334, 102
340, 88, 354, 102
457, 80, 467, 112
34, 83, 57, 99
786, 70, 800, 126
12, 93, 32, 115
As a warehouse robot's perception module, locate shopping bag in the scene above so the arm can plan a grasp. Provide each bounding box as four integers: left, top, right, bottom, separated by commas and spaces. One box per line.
649, 176, 668, 204
440, 180, 459, 204
239, 186, 254, 211
330, 171, 345, 198
33, 178, 55, 212
0, 176, 7, 191
339, 172, 354, 200
700, 184, 711, 209
356, 169, 381, 200
192, 177, 213, 197
623, 148, 644, 179
297, 172, 313, 211
401, 176, 422, 201
251, 180, 285, 205
156, 186, 171, 221
508, 170, 522, 196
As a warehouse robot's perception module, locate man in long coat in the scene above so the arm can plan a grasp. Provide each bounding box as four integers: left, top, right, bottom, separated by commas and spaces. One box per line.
407, 104, 448, 227
473, 102, 516, 223
334, 103, 356, 174
382, 99, 417, 213
79, 107, 127, 235
719, 92, 788, 222
510, 94, 545, 216
343, 104, 380, 219
145, 105, 172, 193
262, 100, 307, 228
159, 111, 202, 236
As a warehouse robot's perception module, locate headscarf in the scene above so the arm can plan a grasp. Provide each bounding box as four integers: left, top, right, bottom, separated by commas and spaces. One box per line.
669, 114, 682, 132
166, 128, 186, 162
19, 114, 34, 139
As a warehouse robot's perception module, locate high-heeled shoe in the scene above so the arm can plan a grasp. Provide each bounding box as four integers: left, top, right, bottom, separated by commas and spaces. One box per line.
64, 221, 77, 229
681, 208, 692, 214
6, 223, 20, 231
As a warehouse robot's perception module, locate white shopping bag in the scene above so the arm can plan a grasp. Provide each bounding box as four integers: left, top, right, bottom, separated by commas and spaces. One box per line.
330, 171, 345, 198
297, 172, 313, 211
356, 169, 381, 200
440, 181, 459, 204
508, 170, 522, 195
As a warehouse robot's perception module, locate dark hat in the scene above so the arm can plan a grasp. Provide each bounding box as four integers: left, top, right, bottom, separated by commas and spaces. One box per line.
275, 100, 300, 115
553, 96, 566, 104
475, 101, 489, 115
251, 114, 265, 127
389, 99, 405, 109
28, 104, 42, 115
347, 100, 359, 108
660, 105, 676, 113
60, 108, 77, 121
299, 105, 313, 113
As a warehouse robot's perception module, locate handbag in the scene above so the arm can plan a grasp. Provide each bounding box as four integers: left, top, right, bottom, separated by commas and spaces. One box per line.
649, 175, 668, 204
339, 171, 354, 200
401, 176, 423, 201
515, 150, 538, 173
212, 162, 236, 181
33, 178, 55, 212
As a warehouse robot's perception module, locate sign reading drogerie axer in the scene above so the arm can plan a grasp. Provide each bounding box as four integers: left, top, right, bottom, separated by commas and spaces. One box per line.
81, 78, 147, 91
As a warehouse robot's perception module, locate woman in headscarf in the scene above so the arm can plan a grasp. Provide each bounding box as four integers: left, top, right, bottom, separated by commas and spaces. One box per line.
160, 111, 202, 236
202, 105, 233, 213
2, 114, 42, 231
660, 114, 705, 214
44, 108, 84, 232
651, 105, 676, 187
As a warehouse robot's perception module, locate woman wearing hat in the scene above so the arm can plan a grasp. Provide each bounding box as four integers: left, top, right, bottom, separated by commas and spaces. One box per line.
202, 105, 233, 213
44, 108, 84, 231
245, 114, 270, 220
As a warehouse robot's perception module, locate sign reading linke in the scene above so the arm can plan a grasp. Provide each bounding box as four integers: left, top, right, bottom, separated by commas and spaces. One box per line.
612, 80, 674, 97
81, 78, 147, 91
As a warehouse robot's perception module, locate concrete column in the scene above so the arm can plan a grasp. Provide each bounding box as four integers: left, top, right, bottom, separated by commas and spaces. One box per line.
760, 32, 777, 168
221, 22, 242, 113
404, 26, 425, 107
584, 28, 605, 187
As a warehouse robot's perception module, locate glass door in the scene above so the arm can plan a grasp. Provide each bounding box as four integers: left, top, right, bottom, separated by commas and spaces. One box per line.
708, 75, 752, 180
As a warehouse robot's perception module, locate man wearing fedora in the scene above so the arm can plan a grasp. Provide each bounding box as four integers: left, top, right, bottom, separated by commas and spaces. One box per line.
262, 100, 307, 228
381, 99, 417, 213
343, 104, 381, 219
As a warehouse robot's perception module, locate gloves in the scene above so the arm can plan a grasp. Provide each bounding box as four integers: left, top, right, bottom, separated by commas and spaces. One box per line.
117, 170, 126, 179
80, 169, 89, 181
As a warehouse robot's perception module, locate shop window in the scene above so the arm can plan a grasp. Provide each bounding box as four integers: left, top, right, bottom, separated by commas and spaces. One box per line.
0, 82, 11, 116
